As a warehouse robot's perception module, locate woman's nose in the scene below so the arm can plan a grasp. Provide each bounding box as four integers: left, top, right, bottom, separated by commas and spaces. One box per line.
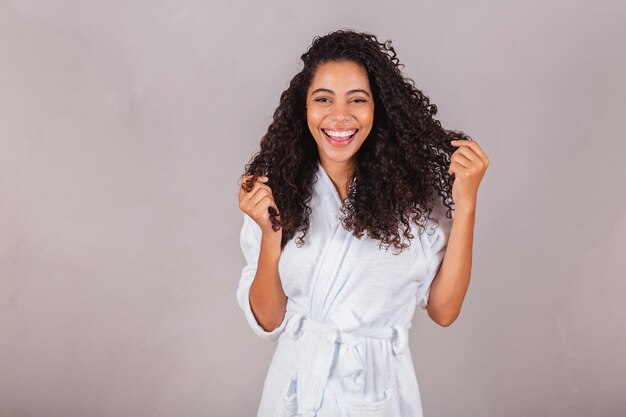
330, 103, 352, 121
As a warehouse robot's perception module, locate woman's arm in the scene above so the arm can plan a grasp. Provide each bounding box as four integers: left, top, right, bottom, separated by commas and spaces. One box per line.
238, 174, 289, 336
426, 205, 474, 326
427, 138, 489, 326
249, 231, 288, 332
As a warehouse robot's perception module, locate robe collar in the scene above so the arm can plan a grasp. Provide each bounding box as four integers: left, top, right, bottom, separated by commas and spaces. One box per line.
315, 160, 344, 208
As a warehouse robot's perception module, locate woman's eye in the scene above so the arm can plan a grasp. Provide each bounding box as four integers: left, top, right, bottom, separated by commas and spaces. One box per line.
313, 97, 367, 104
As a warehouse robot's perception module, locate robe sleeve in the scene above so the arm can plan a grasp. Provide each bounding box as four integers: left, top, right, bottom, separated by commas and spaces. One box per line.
236, 212, 288, 341
416, 201, 455, 309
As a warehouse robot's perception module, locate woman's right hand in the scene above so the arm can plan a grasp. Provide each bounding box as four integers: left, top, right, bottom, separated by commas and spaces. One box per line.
238, 175, 282, 237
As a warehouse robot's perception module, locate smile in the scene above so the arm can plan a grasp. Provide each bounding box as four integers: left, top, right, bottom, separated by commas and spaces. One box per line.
322, 128, 358, 146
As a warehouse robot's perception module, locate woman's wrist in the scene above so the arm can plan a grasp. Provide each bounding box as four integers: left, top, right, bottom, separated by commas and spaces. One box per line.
261, 231, 282, 257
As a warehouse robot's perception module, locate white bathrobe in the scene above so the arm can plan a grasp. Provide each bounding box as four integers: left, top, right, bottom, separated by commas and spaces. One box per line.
237, 161, 454, 417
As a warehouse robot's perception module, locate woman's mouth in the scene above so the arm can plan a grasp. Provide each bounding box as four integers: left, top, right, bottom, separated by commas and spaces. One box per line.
321, 128, 358, 147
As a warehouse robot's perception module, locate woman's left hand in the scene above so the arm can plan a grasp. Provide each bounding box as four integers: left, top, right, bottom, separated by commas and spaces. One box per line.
448, 139, 489, 210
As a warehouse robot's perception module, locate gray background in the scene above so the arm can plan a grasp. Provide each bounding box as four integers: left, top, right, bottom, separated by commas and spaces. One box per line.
1, 0, 625, 416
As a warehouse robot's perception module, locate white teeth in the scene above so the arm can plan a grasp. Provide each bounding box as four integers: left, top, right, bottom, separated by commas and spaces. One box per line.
323, 129, 357, 138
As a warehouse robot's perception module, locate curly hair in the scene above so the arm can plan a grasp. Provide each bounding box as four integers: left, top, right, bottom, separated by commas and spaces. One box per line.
239, 29, 472, 254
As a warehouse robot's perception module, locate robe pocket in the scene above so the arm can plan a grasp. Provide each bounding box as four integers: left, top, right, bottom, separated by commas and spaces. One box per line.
276, 371, 298, 417
338, 387, 394, 417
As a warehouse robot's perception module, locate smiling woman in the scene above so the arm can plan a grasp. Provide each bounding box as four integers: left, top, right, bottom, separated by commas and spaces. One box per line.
306, 60, 375, 201
236, 29, 488, 417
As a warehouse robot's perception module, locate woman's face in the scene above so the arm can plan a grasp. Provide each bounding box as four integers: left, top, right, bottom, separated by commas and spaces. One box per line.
306, 60, 375, 169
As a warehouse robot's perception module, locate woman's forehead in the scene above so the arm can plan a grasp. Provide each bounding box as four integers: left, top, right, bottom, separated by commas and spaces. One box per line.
309, 61, 371, 92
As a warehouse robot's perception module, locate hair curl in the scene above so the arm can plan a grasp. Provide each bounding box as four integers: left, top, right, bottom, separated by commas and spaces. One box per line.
240, 29, 472, 254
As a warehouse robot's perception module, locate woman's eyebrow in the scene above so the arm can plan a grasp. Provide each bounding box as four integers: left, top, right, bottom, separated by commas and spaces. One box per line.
311, 88, 371, 97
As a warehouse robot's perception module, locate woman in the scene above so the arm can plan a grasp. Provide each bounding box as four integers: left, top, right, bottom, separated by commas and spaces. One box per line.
236, 29, 489, 417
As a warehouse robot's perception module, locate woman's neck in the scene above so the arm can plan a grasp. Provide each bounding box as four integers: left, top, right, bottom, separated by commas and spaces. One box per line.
320, 159, 355, 202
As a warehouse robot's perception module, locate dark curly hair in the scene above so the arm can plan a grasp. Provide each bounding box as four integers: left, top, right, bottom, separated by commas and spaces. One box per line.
240, 29, 472, 254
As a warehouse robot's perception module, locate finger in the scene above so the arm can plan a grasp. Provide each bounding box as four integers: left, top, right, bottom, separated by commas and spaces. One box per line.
246, 183, 273, 205
254, 195, 279, 219
452, 146, 479, 165
241, 175, 268, 191
455, 143, 488, 170
452, 139, 489, 166
448, 160, 467, 176
451, 152, 473, 168
243, 191, 269, 219
239, 176, 269, 200
255, 192, 279, 212
249, 188, 273, 209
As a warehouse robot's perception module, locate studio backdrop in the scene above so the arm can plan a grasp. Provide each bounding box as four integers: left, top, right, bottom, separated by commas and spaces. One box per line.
0, 1, 625, 416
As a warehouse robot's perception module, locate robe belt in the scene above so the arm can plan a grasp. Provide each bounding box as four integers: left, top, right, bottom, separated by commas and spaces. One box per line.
283, 311, 409, 417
